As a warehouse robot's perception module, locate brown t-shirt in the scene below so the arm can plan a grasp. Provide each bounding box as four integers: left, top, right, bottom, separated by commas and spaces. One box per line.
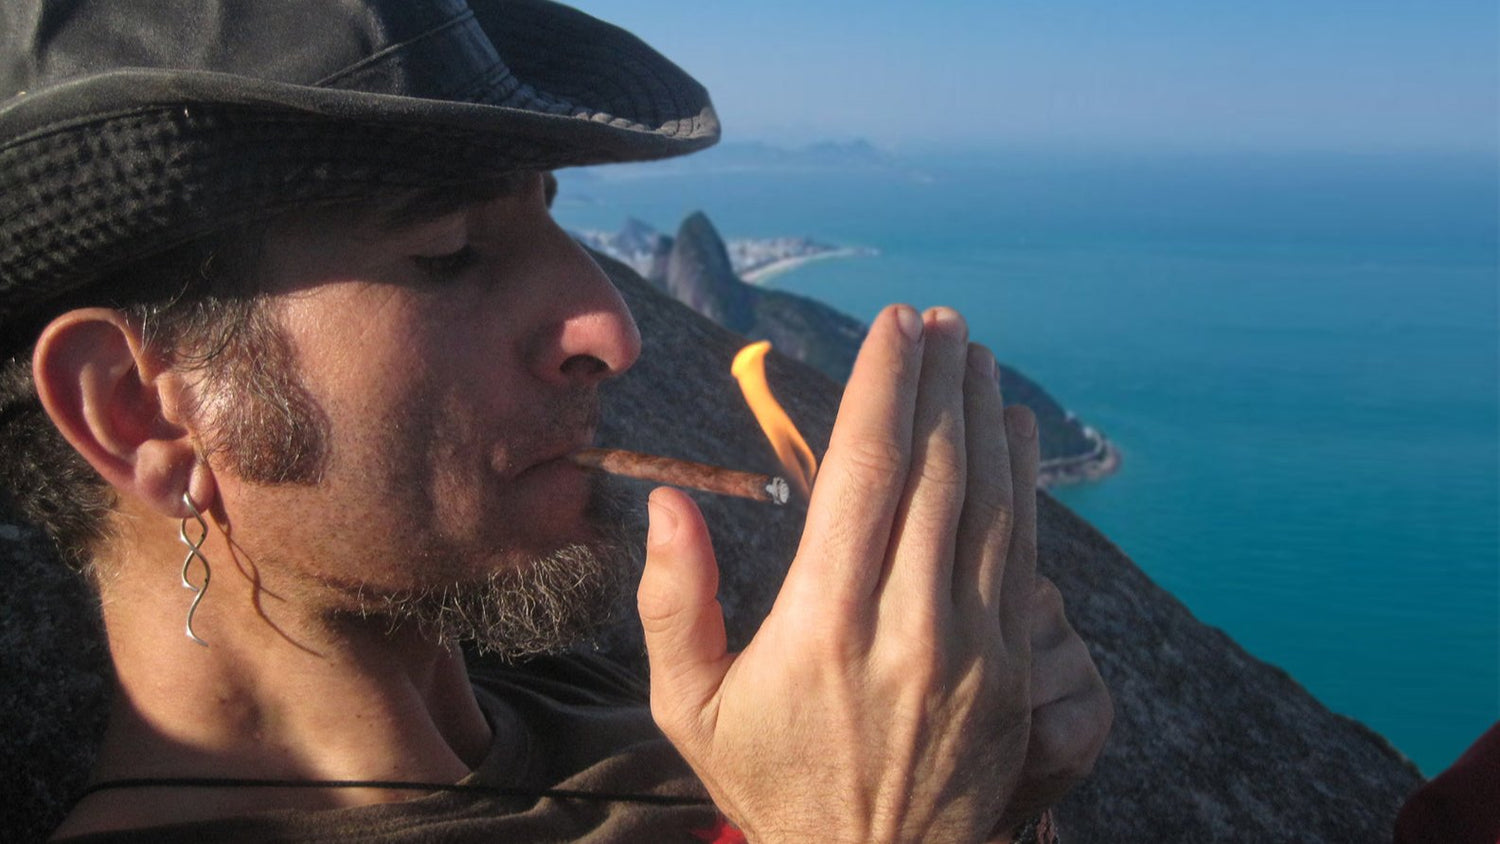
59, 653, 727, 843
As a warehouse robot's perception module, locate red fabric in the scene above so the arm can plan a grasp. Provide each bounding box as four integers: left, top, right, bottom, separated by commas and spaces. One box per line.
690, 814, 747, 844
1034, 809, 1060, 843
1393, 721, 1500, 844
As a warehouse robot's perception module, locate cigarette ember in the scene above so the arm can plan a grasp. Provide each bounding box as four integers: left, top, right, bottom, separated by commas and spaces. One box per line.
568, 448, 790, 506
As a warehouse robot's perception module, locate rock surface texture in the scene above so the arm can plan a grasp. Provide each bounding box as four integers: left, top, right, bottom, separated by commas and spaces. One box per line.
1, 255, 1420, 841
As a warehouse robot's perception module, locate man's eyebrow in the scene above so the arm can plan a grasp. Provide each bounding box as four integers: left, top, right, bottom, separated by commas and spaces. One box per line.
379, 170, 542, 228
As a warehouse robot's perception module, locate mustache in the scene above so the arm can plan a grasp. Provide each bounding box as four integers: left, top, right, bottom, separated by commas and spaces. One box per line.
559, 388, 603, 439
500, 387, 603, 473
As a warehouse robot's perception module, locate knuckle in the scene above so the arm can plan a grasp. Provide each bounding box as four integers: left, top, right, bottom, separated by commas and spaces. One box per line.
837, 434, 909, 483
1030, 628, 1098, 699
965, 471, 1013, 513
914, 446, 966, 488
879, 628, 945, 673
806, 616, 867, 664
635, 582, 687, 631
1032, 689, 1114, 778
1032, 576, 1066, 614
901, 655, 949, 697
898, 499, 959, 543
1030, 620, 1083, 670
872, 631, 955, 693
1005, 404, 1038, 436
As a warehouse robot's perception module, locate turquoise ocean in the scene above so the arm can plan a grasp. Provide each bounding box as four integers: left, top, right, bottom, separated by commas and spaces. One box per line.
553, 149, 1500, 776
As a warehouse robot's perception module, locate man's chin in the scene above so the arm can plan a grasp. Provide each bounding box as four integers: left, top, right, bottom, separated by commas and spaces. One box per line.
337, 536, 633, 660
342, 477, 640, 660
494, 460, 628, 555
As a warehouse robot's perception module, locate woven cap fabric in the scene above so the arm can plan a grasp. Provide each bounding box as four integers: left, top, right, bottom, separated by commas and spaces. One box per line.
0, 0, 719, 355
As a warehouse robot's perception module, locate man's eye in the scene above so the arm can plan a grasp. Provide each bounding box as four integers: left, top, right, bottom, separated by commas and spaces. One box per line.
412, 245, 478, 282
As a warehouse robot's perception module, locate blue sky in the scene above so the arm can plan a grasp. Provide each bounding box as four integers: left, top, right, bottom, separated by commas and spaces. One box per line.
569, 1, 1497, 155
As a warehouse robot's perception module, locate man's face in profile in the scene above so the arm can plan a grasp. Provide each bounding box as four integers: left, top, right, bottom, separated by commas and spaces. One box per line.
195, 171, 644, 655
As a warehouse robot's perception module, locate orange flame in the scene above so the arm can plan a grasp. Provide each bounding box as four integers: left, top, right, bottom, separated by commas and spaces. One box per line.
731, 341, 817, 498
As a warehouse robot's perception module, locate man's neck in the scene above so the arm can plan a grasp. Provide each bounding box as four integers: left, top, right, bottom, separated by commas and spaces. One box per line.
55, 520, 498, 837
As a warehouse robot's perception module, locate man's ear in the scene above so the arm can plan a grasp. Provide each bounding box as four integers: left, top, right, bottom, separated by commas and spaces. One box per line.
32, 308, 214, 519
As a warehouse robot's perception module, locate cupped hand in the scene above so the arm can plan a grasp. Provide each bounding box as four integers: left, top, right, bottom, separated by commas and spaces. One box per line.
994, 575, 1113, 836
639, 304, 1098, 843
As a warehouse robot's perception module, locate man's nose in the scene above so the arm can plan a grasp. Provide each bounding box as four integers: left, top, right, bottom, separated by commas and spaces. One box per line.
526, 224, 642, 387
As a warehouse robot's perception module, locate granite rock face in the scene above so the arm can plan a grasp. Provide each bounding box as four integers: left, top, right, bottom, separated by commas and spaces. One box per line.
1, 255, 1420, 841
664, 211, 758, 333
0, 518, 109, 842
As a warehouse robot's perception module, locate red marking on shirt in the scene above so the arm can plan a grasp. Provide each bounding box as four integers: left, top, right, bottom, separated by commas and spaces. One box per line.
690, 814, 747, 843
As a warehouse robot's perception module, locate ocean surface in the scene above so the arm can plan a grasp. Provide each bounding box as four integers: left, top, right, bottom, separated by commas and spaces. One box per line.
553, 148, 1500, 776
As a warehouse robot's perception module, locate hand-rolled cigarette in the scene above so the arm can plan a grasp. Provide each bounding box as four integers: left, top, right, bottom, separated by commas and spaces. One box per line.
569, 448, 790, 506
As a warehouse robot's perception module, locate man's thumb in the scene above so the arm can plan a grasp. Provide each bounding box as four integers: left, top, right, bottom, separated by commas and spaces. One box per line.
639, 486, 730, 743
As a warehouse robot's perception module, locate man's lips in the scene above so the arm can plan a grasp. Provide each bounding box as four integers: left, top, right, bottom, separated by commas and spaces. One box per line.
503, 434, 597, 480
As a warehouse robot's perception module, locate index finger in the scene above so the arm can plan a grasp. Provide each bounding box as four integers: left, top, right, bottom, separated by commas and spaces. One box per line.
783, 304, 925, 611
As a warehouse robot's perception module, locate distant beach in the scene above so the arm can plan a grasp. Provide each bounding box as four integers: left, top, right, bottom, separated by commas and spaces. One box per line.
1039, 428, 1121, 487
740, 246, 875, 285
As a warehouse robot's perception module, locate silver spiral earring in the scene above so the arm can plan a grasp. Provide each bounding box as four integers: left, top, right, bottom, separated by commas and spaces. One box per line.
179, 492, 211, 647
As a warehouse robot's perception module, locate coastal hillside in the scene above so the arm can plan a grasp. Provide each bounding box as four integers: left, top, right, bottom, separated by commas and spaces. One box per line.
0, 255, 1421, 841
580, 212, 1116, 484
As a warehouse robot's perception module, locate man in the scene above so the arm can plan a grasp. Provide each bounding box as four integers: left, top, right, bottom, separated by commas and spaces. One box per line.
0, 1, 1111, 841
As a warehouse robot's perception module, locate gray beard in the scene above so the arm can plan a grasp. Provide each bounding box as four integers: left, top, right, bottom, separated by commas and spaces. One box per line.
343, 482, 641, 662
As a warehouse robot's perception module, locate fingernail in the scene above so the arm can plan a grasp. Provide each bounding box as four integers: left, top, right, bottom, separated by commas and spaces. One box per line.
894, 305, 923, 342
926, 307, 967, 342
647, 491, 678, 547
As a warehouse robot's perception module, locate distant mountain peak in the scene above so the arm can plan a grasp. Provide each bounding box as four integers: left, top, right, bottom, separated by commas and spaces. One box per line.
666, 212, 752, 332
